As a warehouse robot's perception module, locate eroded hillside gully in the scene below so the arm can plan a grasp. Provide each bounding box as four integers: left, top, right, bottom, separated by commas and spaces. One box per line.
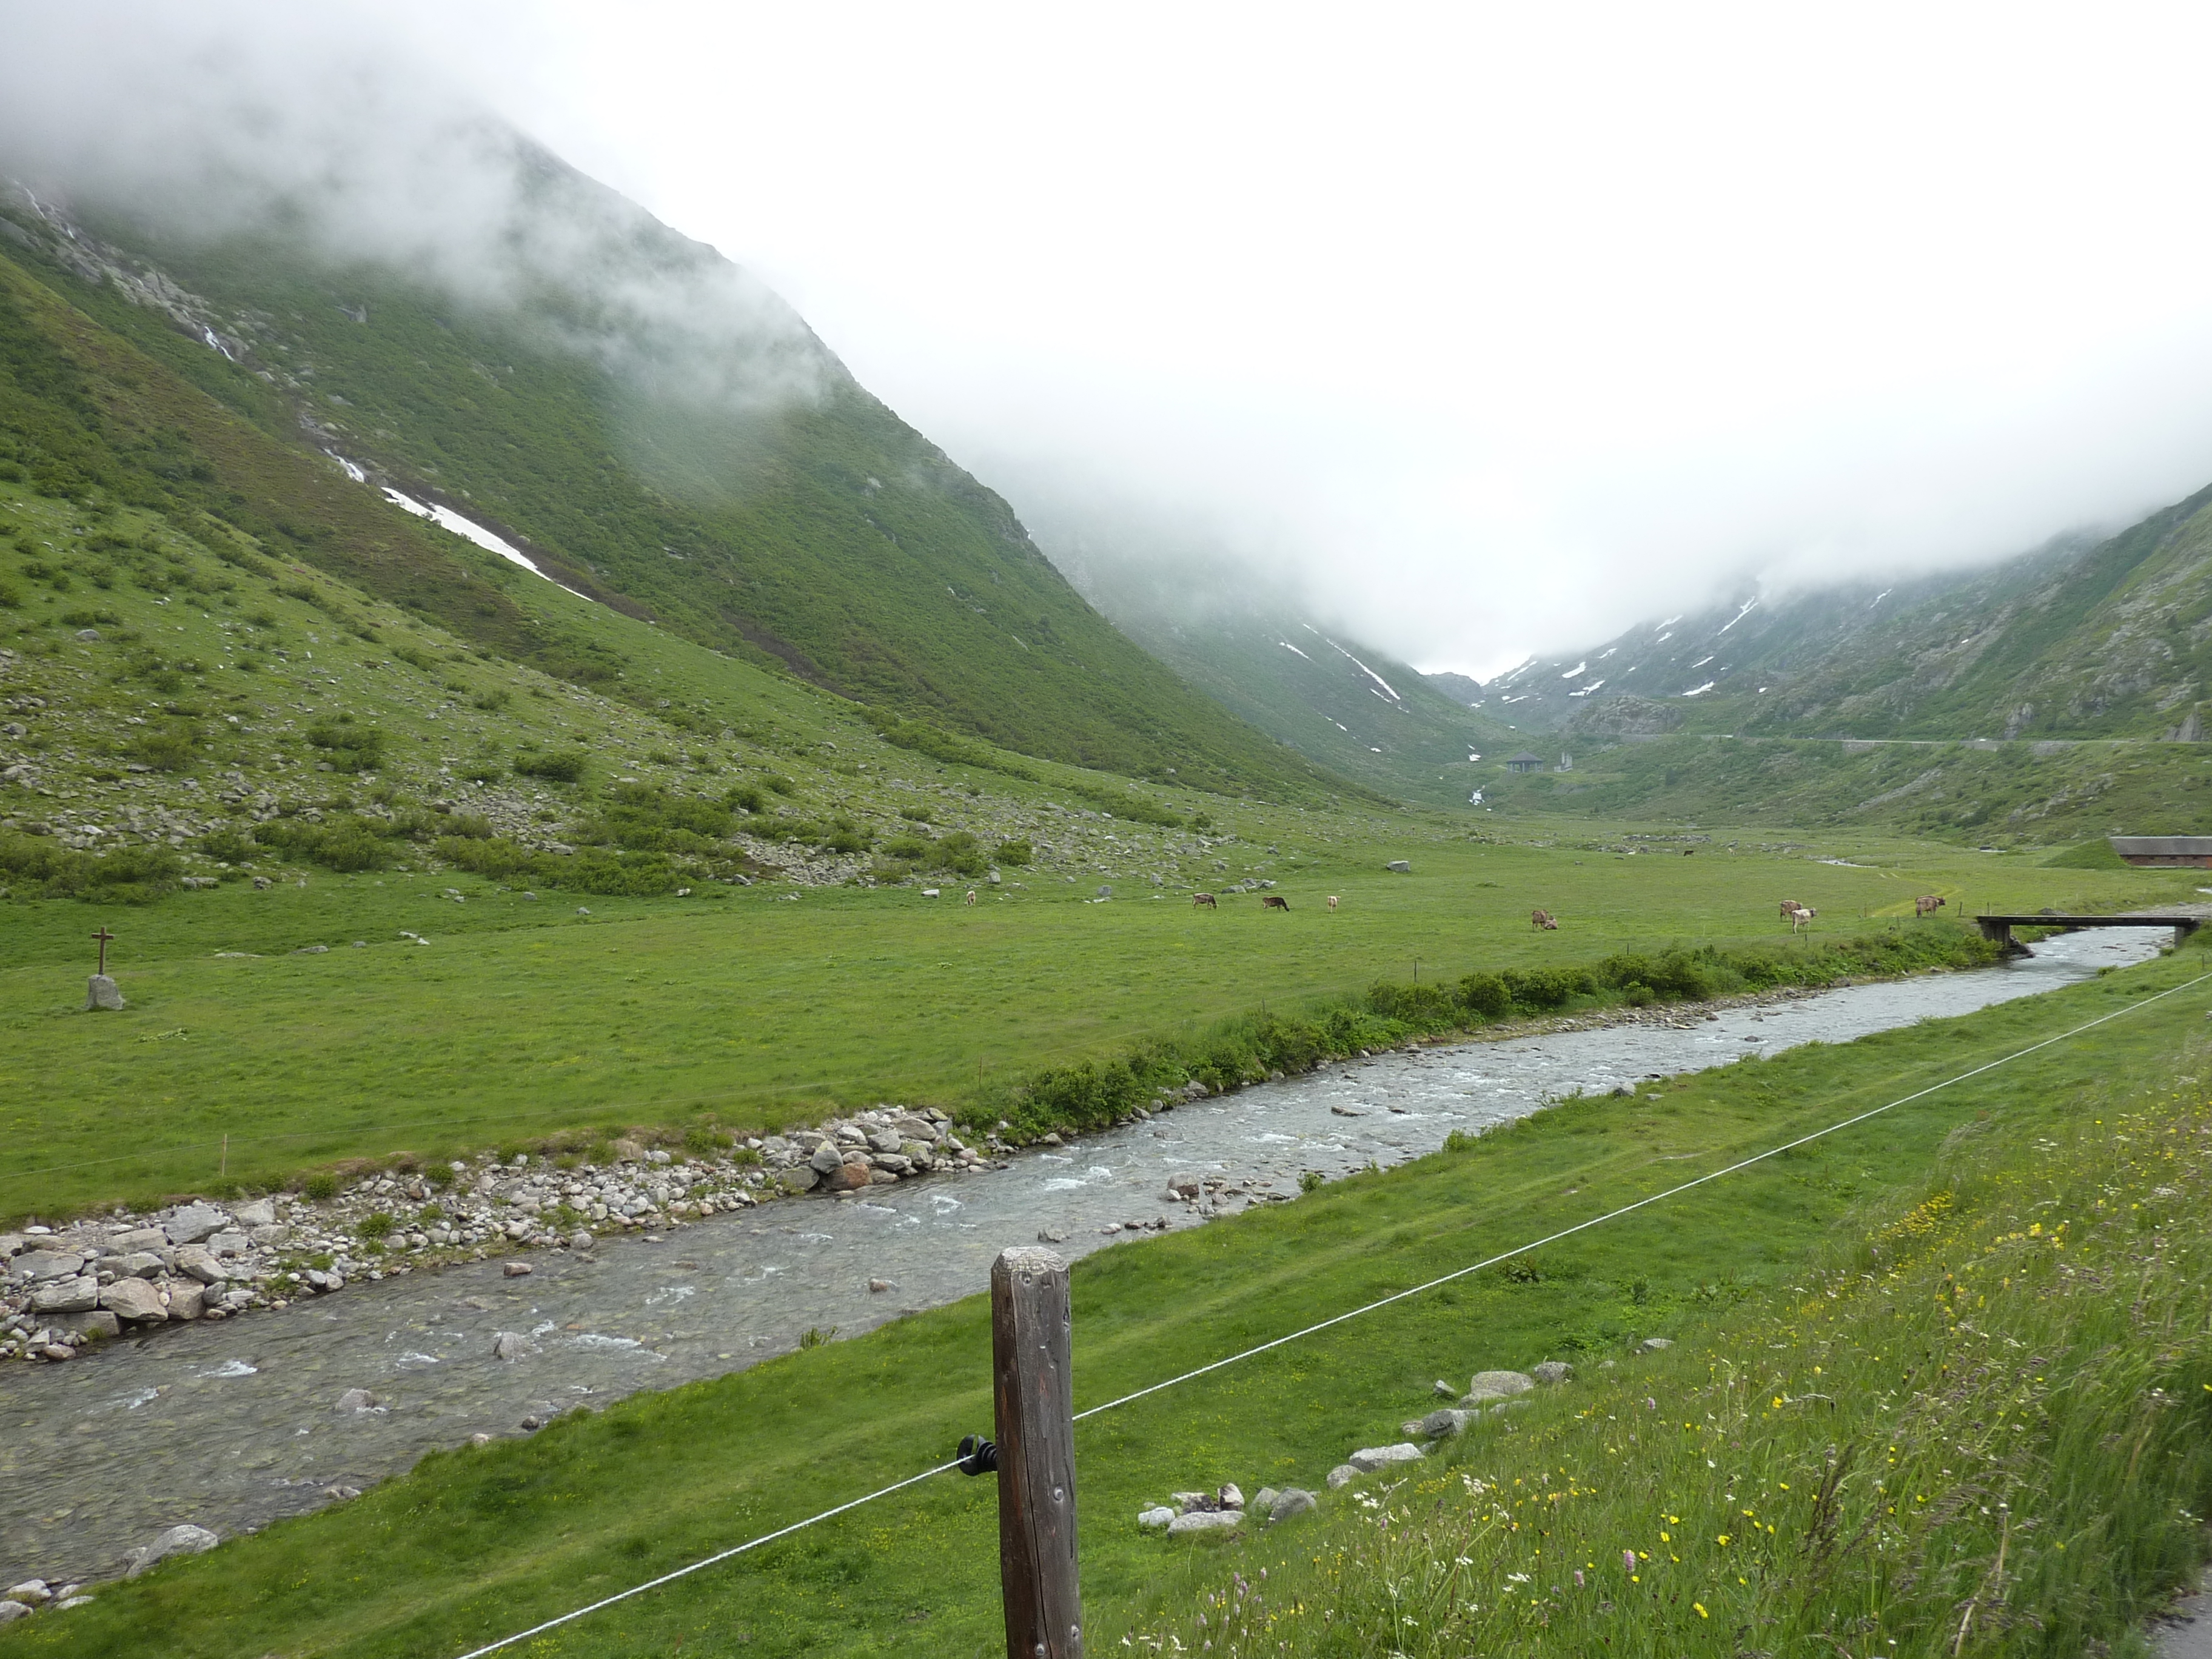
0, 928, 2160, 1590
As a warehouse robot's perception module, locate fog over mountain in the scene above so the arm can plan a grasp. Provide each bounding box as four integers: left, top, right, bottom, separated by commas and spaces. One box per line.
15, 3, 2212, 680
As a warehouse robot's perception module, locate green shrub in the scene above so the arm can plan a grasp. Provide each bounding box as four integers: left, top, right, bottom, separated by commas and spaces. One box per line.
303, 1172, 339, 1202
357, 1212, 395, 1239
0, 832, 179, 902
304, 717, 385, 774
514, 750, 588, 783
130, 724, 201, 771
995, 839, 1033, 866
1457, 971, 1512, 1018
1501, 965, 1595, 1011
883, 833, 931, 862
932, 830, 987, 876
725, 783, 765, 814
197, 827, 255, 863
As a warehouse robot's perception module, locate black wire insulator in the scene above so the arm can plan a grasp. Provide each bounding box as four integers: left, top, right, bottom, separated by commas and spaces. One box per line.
956, 1434, 998, 1476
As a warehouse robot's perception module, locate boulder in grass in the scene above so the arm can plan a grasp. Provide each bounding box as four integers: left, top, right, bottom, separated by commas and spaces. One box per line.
1137, 1507, 1176, 1531
0, 1603, 26, 1626
1269, 1489, 1318, 1524
1468, 1369, 1536, 1398
1637, 1336, 1674, 1354
1166, 1510, 1241, 1535
1347, 1443, 1424, 1473
1421, 1409, 1473, 1438
85, 975, 125, 1011
1532, 1360, 1574, 1385
1326, 1464, 1361, 1490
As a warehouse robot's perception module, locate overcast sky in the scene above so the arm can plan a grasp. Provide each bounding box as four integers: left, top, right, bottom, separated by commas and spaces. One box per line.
21, 4, 2212, 677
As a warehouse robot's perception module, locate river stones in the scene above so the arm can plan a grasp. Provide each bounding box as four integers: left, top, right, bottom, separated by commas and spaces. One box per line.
335, 1389, 378, 1413
502, 1261, 533, 1278
491, 1331, 532, 1361
124, 1524, 218, 1578
174, 1247, 224, 1284
807, 1141, 844, 1175
30, 1276, 98, 1314
163, 1205, 228, 1246
59, 1310, 119, 1340
14, 1250, 84, 1282
100, 1279, 166, 1322
823, 1161, 871, 1193
232, 1198, 276, 1228
106, 1227, 166, 1253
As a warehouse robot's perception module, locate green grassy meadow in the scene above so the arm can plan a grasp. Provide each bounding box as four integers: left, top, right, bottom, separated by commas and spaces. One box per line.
10, 926, 2207, 1657
2, 830, 2194, 1220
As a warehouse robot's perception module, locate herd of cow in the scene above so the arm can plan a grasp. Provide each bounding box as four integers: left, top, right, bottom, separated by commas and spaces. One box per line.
1170, 892, 1951, 931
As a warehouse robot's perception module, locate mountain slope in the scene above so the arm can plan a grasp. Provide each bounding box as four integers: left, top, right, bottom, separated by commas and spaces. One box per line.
1102, 606, 1515, 806
1470, 486, 2212, 743
0, 152, 1336, 799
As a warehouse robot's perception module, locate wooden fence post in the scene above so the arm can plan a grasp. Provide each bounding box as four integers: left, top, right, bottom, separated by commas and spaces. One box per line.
991, 1245, 1081, 1659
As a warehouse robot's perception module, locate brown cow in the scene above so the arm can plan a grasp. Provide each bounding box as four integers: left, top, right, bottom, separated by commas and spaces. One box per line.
1327, 895, 1339, 911
964, 889, 978, 907
1778, 900, 1803, 922
1191, 892, 1218, 910
1260, 894, 1291, 910
1914, 894, 1946, 917
1530, 908, 1558, 930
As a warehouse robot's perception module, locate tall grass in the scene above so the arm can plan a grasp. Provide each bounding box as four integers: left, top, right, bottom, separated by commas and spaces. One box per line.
1122, 1084, 2212, 1656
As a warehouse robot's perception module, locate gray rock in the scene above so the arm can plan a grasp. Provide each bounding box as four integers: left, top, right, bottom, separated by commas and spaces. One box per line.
1531, 1360, 1574, 1385
73, 627, 100, 642
53, 1597, 94, 1610
0, 1601, 27, 1625
1469, 1369, 1537, 1397
1166, 1510, 1241, 1535
1037, 1228, 1070, 1244
808, 1141, 845, 1175
1137, 1506, 1176, 1531
1269, 1489, 1318, 1523
1432, 1378, 1458, 1398
164, 1205, 229, 1245
1421, 1409, 1473, 1438
1636, 1336, 1674, 1353
100, 1278, 166, 1321
335, 1389, 378, 1412
85, 974, 125, 1011
1384, 859, 1412, 873
15, 1249, 85, 1282
173, 1246, 224, 1284
106, 1227, 167, 1253
569, 1230, 595, 1251
0, 1234, 22, 1259
124, 1524, 218, 1578
249, 1224, 292, 1247
232, 1198, 276, 1228
169, 1281, 207, 1320
1218, 1483, 1244, 1510
502, 1261, 533, 1278
1252, 1487, 1279, 1515
118, 1251, 165, 1278
4, 1581, 49, 1607
1165, 1173, 1203, 1200
31, 1275, 99, 1314
491, 1331, 532, 1361
208, 1230, 250, 1257
1347, 1443, 1424, 1473
1325, 1463, 1361, 1490
59, 1309, 121, 1339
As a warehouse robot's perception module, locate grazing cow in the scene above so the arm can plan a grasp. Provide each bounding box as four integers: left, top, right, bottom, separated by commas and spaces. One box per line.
1191, 892, 1218, 910
1327, 894, 1339, 911
1530, 908, 1558, 930
1784, 903, 1817, 933
1915, 894, 1946, 917
1778, 900, 1803, 922
1260, 894, 1291, 911
964, 889, 978, 907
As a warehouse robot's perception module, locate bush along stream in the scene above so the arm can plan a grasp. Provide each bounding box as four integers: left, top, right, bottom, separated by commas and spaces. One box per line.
998, 921, 2003, 1141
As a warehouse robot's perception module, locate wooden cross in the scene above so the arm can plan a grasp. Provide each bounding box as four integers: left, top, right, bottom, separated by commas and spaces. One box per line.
92, 927, 113, 977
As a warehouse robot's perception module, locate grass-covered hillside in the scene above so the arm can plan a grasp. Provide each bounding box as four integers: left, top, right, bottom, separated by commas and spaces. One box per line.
1480, 480, 2212, 747
1093, 605, 1519, 808
0, 164, 1337, 798
1473, 729, 2212, 845
19, 906, 2208, 1657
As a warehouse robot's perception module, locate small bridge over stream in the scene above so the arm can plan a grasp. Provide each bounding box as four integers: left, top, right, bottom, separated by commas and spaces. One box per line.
1975, 911, 2205, 948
